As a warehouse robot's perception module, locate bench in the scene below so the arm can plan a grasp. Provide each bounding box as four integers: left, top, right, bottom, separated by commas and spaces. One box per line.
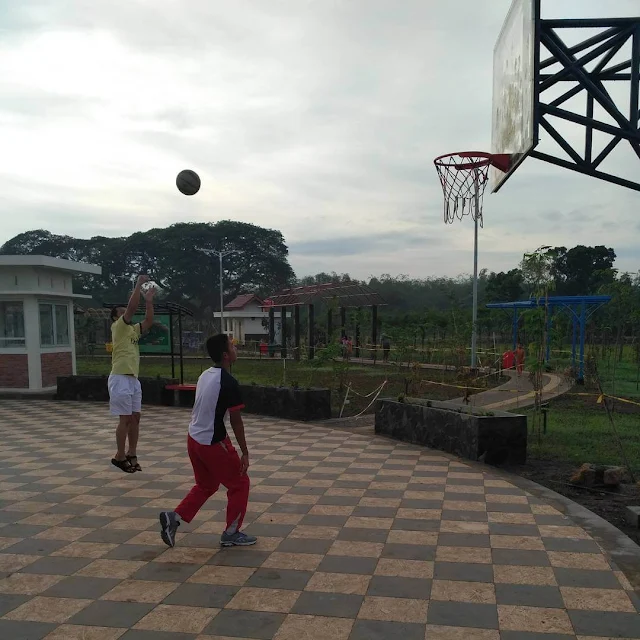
165, 383, 196, 406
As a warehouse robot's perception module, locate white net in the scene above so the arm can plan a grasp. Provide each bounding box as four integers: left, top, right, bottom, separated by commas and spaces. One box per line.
434, 153, 491, 227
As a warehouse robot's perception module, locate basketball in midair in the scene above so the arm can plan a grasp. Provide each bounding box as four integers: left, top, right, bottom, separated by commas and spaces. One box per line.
176, 169, 201, 196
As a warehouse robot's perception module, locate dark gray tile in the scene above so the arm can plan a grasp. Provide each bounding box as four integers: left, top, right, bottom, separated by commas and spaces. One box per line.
267, 502, 312, 515
0, 523, 47, 537
488, 522, 539, 536
291, 591, 362, 617
1, 537, 69, 555
438, 533, 490, 548
495, 583, 564, 607
299, 514, 349, 527
0, 511, 26, 524
43, 576, 121, 599
569, 610, 640, 637
163, 582, 239, 608
381, 543, 435, 561
434, 562, 494, 583
427, 600, 498, 629
132, 562, 200, 582
69, 600, 154, 628
0, 593, 31, 616
119, 632, 197, 640
444, 492, 486, 502
209, 550, 271, 568
105, 497, 151, 507
277, 538, 333, 555
486, 502, 532, 513
337, 527, 389, 543
542, 537, 601, 553
352, 506, 398, 518
500, 632, 575, 640
243, 523, 295, 538
392, 518, 441, 532
21, 556, 92, 575
485, 486, 525, 495
81, 529, 137, 544
248, 493, 286, 504
0, 620, 55, 640
367, 575, 431, 599
333, 481, 369, 489
204, 609, 285, 639
363, 489, 404, 498
374, 474, 410, 484
400, 499, 442, 510
317, 495, 360, 506
247, 568, 312, 591
492, 549, 550, 566
440, 511, 488, 522
264, 477, 297, 486
349, 619, 425, 640
317, 555, 378, 575
105, 544, 165, 562
61, 515, 112, 529
553, 567, 622, 589
89, 487, 125, 497
288, 486, 325, 495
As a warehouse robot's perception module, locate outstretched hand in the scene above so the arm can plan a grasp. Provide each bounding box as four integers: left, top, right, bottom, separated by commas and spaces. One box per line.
136, 275, 150, 287
143, 286, 157, 302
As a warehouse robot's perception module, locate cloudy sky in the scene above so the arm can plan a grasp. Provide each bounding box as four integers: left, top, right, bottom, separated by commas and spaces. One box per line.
1, 0, 639, 280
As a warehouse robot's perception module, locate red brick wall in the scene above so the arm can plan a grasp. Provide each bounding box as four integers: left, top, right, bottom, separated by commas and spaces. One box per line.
0, 354, 29, 388
41, 351, 73, 388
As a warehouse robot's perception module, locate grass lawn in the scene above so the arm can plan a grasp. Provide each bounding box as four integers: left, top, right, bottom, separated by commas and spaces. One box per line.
525, 393, 640, 474
77, 355, 504, 416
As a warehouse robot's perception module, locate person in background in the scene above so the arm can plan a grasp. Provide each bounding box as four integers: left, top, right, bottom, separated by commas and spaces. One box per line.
108, 275, 156, 473
381, 335, 391, 363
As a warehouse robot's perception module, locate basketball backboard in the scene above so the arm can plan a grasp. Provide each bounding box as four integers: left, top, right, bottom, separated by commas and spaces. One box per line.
490, 0, 541, 192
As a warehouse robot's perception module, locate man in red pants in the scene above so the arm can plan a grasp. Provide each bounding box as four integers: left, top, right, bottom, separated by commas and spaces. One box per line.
159, 334, 256, 548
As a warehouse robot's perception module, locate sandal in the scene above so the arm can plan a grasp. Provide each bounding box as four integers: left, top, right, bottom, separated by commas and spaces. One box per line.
127, 455, 142, 472
111, 457, 136, 473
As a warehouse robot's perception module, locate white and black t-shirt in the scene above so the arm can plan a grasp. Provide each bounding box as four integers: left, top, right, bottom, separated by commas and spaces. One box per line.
188, 367, 244, 445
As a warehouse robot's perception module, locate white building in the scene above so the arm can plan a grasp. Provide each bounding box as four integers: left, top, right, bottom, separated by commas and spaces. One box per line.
212, 294, 288, 344
0, 255, 102, 393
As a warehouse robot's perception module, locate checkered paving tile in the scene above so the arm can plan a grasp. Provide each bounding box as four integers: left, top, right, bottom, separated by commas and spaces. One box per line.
0, 399, 638, 639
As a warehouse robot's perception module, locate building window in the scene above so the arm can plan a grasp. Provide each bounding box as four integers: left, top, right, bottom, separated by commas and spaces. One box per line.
0, 301, 26, 348
40, 303, 70, 346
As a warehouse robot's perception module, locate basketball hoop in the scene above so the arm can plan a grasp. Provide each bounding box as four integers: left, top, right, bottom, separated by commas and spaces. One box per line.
433, 152, 510, 227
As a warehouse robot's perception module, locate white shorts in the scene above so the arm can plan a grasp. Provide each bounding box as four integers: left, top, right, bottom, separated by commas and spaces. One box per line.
108, 374, 142, 416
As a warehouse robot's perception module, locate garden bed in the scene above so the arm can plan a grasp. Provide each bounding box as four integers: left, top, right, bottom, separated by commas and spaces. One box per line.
375, 397, 527, 465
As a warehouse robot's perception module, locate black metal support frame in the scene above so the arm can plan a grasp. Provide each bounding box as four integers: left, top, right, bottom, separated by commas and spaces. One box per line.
533, 17, 640, 191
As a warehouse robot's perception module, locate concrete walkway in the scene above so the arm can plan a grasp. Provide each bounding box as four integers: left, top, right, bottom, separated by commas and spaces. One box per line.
345, 357, 571, 412
0, 400, 638, 639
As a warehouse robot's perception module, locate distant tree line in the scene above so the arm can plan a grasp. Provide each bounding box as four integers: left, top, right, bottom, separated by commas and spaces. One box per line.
2, 225, 638, 356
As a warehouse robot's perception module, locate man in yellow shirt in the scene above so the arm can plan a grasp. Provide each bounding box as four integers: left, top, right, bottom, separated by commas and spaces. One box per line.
108, 275, 156, 473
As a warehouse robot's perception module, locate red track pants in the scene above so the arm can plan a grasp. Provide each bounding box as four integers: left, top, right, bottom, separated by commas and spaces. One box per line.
175, 435, 250, 532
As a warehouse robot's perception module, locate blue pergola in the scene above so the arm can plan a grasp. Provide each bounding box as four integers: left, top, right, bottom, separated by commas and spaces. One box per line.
486, 295, 611, 382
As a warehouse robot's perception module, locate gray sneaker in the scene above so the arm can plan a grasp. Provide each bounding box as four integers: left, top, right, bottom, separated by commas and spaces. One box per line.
159, 511, 180, 547
220, 531, 257, 547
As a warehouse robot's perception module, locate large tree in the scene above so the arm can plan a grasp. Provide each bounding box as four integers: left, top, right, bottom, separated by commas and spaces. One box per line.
546, 245, 616, 296
0, 221, 295, 317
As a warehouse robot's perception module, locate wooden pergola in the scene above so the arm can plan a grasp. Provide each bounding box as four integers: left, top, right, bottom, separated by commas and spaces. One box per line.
264, 282, 385, 360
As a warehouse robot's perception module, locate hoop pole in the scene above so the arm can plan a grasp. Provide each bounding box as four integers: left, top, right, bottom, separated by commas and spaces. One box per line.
471, 169, 480, 371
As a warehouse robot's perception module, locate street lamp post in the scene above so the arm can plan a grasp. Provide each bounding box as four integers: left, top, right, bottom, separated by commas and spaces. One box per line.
204, 249, 235, 333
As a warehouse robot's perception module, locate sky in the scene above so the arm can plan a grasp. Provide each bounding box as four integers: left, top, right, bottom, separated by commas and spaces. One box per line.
1, 0, 639, 280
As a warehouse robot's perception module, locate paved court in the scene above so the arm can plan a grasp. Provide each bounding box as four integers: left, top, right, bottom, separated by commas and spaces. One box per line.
0, 400, 638, 639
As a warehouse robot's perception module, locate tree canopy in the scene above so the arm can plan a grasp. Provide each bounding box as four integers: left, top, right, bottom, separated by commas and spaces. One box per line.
0, 222, 295, 317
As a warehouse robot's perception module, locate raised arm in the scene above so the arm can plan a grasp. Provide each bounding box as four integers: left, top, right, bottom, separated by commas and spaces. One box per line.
140, 285, 156, 333
124, 275, 149, 324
